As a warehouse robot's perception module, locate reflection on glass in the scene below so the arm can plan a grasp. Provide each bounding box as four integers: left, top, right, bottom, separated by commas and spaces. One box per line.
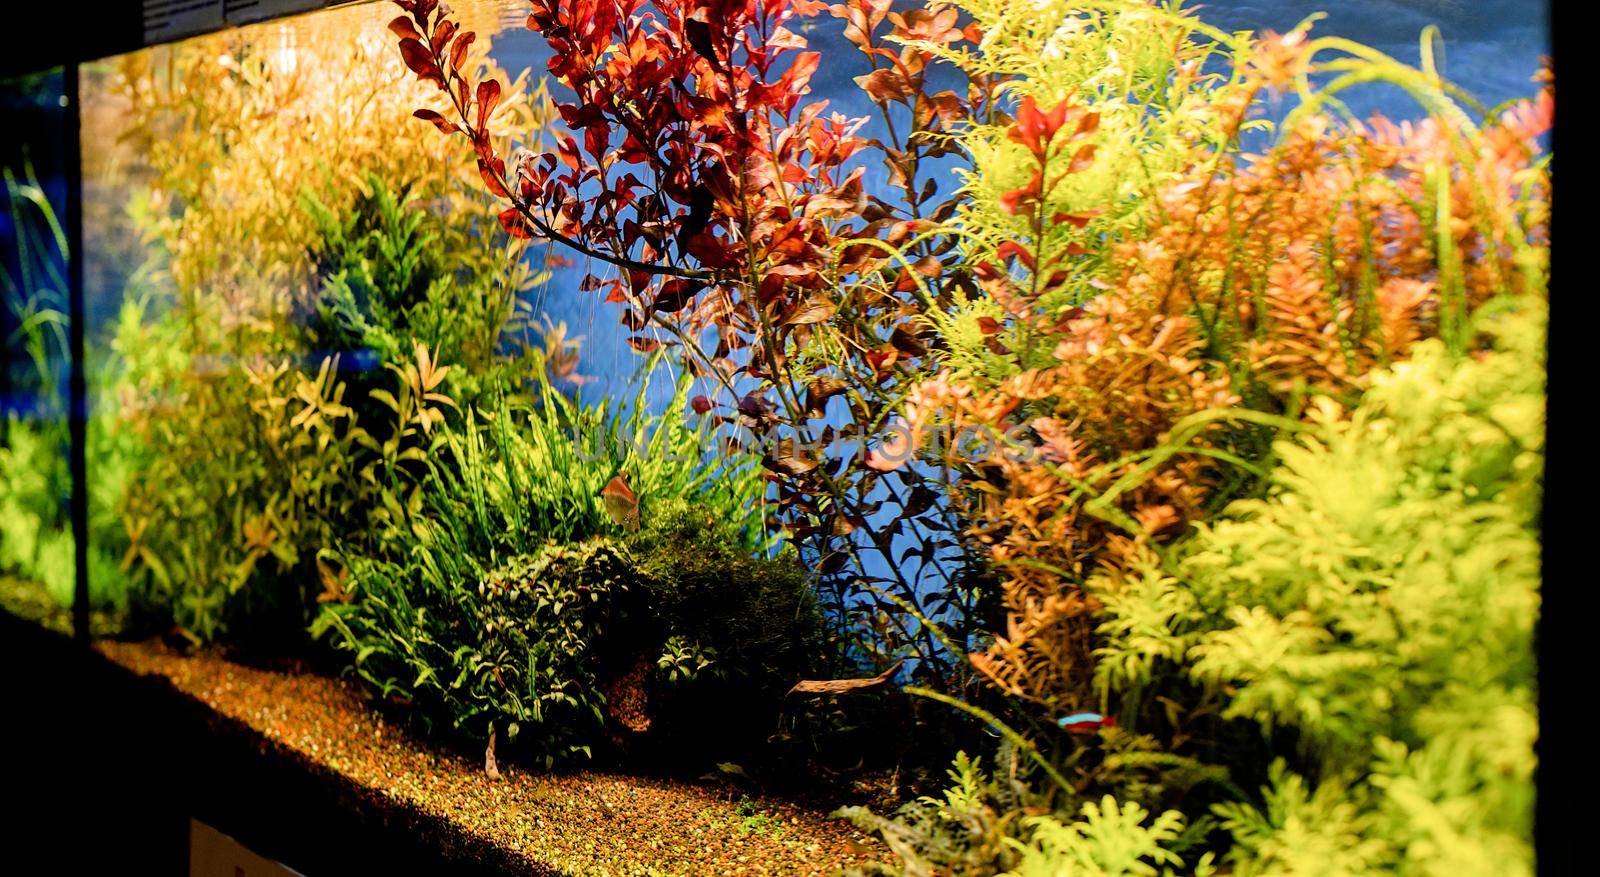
1, 68, 88, 633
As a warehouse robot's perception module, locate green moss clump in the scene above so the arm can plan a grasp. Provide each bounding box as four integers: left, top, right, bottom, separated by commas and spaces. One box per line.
633, 499, 819, 687
627, 500, 824, 763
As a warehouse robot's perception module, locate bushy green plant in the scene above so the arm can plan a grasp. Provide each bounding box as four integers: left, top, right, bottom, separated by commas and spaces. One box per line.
300, 172, 543, 409
837, 749, 1046, 876
313, 372, 786, 765
116, 179, 536, 645
347, 536, 639, 762
1087, 295, 1544, 875
633, 500, 816, 673
0, 424, 68, 597
98, 6, 547, 645
627, 500, 823, 758
0, 420, 127, 613
118, 348, 386, 643
1004, 797, 1208, 877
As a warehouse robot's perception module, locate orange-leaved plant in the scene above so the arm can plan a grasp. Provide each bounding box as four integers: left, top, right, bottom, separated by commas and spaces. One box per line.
900, 18, 1552, 712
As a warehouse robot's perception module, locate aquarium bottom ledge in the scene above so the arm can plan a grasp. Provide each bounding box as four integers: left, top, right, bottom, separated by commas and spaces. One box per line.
0, 611, 880, 876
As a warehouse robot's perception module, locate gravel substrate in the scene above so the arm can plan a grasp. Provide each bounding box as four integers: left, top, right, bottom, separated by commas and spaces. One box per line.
96, 639, 886, 876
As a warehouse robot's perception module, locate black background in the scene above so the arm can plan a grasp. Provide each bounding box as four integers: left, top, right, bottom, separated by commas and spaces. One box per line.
6, 6, 143, 79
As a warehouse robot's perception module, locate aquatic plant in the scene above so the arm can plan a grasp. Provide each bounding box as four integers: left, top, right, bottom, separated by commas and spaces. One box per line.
847, 4, 1550, 865
838, 747, 1211, 876
387, 0, 1001, 682
301, 172, 546, 410
29, 4, 1544, 872
103, 10, 552, 643
629, 500, 824, 760
384, 5, 1550, 838
1092, 294, 1543, 875
899, 7, 1551, 715
106, 2, 540, 309
1, 163, 72, 603
312, 372, 795, 766
844, 277, 1544, 877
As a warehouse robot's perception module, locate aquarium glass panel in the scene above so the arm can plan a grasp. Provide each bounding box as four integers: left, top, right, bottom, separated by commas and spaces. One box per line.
2, 67, 80, 633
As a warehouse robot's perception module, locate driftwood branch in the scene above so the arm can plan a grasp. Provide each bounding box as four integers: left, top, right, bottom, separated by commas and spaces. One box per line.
786, 659, 905, 698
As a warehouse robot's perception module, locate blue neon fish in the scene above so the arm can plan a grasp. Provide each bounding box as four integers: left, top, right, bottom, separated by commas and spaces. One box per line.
1057, 712, 1115, 732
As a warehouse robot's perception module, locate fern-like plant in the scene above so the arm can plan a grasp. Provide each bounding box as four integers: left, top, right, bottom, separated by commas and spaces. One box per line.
1089, 295, 1544, 875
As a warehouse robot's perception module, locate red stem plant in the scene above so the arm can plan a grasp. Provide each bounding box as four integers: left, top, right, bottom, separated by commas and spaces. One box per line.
388, 0, 997, 680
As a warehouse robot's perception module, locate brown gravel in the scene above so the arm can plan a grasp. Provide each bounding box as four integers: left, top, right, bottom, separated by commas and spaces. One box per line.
96, 639, 886, 876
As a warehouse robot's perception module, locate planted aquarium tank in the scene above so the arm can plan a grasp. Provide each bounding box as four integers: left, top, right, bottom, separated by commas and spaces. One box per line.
3, 0, 1552, 873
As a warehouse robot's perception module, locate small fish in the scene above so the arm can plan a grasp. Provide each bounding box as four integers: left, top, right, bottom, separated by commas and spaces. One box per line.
600, 472, 640, 531
1057, 712, 1116, 733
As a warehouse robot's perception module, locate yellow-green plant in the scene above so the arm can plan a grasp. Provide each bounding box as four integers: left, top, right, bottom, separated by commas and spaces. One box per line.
895, 2, 1550, 717
102, 2, 539, 314
1089, 295, 1544, 875
118, 348, 393, 641
849, 290, 1542, 877
839, 748, 1213, 877
94, 5, 554, 642
908, 0, 1254, 380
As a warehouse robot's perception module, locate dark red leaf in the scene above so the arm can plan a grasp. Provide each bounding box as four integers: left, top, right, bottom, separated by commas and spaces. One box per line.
412, 108, 457, 134
475, 79, 502, 132
684, 15, 718, 67
397, 38, 441, 83
477, 158, 510, 198
498, 207, 533, 239
450, 31, 477, 71
855, 68, 914, 104
651, 280, 704, 314
389, 16, 423, 42
430, 18, 458, 55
